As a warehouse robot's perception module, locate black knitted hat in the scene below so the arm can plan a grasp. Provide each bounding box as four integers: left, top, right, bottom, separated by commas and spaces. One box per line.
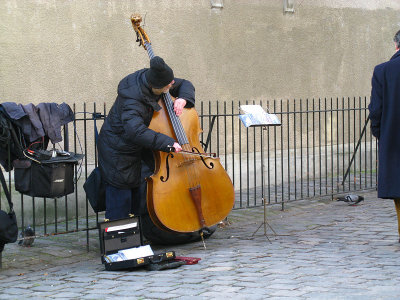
145, 56, 174, 89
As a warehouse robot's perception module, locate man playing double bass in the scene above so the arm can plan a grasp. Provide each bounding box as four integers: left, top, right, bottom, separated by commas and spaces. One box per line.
97, 56, 195, 221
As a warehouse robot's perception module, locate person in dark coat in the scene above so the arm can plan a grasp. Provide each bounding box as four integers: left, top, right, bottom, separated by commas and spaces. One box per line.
98, 56, 195, 220
368, 29, 400, 242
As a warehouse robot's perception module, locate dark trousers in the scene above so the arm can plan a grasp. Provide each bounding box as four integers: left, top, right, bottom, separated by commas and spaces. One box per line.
105, 185, 133, 220
105, 161, 152, 221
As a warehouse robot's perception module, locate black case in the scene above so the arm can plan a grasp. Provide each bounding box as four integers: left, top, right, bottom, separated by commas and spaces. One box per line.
98, 216, 175, 271
14, 153, 84, 198
15, 161, 75, 198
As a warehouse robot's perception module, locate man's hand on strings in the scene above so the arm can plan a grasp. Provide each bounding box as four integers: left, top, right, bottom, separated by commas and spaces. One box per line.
174, 98, 187, 116
172, 142, 182, 152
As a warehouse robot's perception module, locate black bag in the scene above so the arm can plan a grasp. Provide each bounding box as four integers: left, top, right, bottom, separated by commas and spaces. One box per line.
14, 153, 83, 198
0, 211, 18, 252
0, 167, 18, 252
83, 167, 106, 213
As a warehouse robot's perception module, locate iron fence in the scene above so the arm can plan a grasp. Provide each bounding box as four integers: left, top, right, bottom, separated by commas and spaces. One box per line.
199, 97, 377, 209
0, 97, 377, 251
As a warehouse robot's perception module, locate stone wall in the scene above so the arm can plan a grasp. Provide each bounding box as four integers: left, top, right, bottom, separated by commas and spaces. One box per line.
1, 0, 399, 106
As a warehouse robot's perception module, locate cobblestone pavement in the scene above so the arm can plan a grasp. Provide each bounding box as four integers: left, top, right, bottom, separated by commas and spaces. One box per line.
0, 191, 399, 299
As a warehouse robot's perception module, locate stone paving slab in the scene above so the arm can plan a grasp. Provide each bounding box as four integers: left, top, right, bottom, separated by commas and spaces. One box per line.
0, 191, 400, 299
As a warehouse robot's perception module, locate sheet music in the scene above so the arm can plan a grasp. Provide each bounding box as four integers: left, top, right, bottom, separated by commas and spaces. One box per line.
239, 105, 281, 127
104, 252, 128, 263
118, 245, 154, 260
104, 245, 154, 262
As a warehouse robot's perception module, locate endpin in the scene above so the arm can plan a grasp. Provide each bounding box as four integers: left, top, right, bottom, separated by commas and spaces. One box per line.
200, 231, 206, 250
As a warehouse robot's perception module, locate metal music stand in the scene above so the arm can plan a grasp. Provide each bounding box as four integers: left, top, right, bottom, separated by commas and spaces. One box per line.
239, 105, 281, 241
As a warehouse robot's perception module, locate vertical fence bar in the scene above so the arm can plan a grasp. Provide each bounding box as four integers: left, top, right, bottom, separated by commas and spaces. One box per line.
273, 100, 278, 204
224, 101, 227, 171
370, 98, 373, 186
260, 100, 265, 204
312, 98, 316, 197
231, 101, 235, 207
331, 97, 334, 196
32, 196, 36, 234
267, 100, 271, 204
93, 103, 98, 224
208, 101, 211, 154
20, 195, 25, 235
364, 97, 368, 188
287, 100, 290, 202
280, 99, 284, 210
64, 192, 68, 232
63, 124, 69, 232
83, 103, 89, 250
208, 101, 212, 152
238, 100, 242, 207
73, 104, 79, 230
336, 97, 340, 193
253, 100, 257, 206
216, 101, 220, 158
324, 98, 328, 195
43, 194, 46, 234
358, 97, 362, 190
353, 96, 356, 190
245, 100, 250, 207
293, 99, 297, 200
53, 197, 57, 233
347, 97, 351, 190
364, 97, 367, 188
200, 102, 204, 147
341, 97, 345, 193
318, 98, 322, 196
300, 99, 303, 199
306, 99, 310, 197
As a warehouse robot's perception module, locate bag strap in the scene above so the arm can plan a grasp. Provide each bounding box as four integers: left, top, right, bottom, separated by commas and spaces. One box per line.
0, 166, 13, 213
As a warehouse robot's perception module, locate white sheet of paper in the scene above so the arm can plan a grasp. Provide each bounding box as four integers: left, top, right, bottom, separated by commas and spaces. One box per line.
240, 105, 281, 126
118, 245, 154, 260
105, 223, 137, 232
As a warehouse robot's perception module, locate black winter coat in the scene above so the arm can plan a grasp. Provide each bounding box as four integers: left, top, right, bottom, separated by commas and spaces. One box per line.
98, 69, 195, 189
368, 50, 400, 199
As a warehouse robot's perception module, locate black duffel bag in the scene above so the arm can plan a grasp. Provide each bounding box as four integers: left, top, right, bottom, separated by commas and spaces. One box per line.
0, 167, 18, 253
14, 153, 83, 198
0, 210, 18, 253
83, 167, 106, 213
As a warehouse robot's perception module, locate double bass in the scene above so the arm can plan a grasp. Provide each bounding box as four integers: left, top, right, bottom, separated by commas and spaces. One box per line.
131, 14, 234, 237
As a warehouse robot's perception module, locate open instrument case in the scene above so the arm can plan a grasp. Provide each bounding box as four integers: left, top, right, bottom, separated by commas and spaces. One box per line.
98, 216, 176, 271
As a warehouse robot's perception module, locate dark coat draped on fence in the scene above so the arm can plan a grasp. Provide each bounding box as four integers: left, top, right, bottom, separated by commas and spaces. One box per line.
368, 50, 400, 199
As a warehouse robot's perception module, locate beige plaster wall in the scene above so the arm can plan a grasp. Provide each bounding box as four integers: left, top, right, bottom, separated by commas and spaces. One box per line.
1, 0, 397, 220
1, 0, 399, 107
